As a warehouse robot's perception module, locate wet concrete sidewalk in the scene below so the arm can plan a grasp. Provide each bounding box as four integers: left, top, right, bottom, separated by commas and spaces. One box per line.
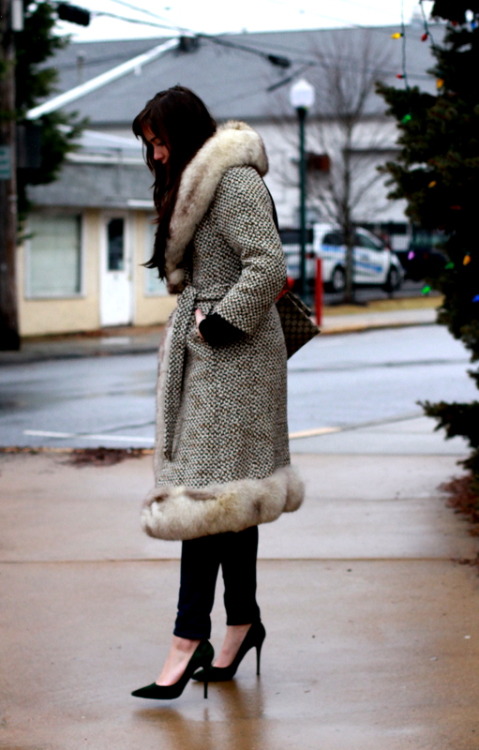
1, 415, 479, 749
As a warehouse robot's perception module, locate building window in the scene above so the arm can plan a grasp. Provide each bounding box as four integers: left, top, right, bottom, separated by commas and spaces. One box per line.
144, 218, 167, 296
27, 213, 82, 298
107, 217, 125, 271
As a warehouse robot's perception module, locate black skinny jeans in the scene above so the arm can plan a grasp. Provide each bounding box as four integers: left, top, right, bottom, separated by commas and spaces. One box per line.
174, 525, 261, 640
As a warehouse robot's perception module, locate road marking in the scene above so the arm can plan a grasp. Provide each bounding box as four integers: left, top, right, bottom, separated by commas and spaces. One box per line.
24, 430, 155, 444
84, 434, 155, 444
24, 430, 74, 438
289, 426, 341, 439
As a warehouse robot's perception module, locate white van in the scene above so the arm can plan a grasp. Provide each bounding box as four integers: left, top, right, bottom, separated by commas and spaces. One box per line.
314, 224, 404, 293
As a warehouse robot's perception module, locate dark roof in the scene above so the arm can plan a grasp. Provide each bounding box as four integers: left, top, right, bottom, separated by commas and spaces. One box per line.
48, 37, 165, 93
28, 161, 152, 209
44, 25, 443, 126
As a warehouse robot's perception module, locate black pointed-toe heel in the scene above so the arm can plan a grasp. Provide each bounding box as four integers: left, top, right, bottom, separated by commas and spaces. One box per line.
193, 621, 266, 683
131, 640, 214, 700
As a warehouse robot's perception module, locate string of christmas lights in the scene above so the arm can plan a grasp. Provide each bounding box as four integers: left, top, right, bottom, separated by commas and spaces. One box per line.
391, 0, 409, 86
420, 0, 436, 43
390, 3, 479, 304
390, 0, 438, 85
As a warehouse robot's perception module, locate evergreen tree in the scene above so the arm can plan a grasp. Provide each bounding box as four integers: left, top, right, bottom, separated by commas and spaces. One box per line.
377, 6, 479, 487
14, 0, 86, 220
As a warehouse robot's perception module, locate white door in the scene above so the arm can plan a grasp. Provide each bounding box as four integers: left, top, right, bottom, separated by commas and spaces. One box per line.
354, 231, 389, 285
100, 215, 132, 327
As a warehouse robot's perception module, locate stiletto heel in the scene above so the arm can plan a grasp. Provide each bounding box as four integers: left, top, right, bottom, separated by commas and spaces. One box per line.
193, 621, 266, 683
256, 640, 263, 676
131, 640, 214, 700
203, 665, 209, 699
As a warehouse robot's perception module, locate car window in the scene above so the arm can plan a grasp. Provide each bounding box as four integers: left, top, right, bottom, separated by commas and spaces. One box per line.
322, 231, 343, 245
280, 228, 313, 244
356, 232, 383, 251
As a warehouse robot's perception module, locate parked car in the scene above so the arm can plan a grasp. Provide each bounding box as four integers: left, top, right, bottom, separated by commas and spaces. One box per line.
282, 224, 403, 293
280, 228, 316, 289
314, 224, 404, 293
395, 229, 448, 281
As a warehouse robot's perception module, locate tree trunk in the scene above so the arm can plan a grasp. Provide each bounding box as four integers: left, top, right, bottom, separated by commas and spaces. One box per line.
343, 223, 355, 304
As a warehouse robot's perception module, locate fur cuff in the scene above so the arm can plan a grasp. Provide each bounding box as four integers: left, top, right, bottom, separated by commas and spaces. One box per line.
141, 465, 304, 541
199, 313, 245, 346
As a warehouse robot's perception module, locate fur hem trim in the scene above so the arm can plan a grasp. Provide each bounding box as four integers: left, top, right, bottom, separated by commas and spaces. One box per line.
141, 465, 304, 541
165, 121, 268, 282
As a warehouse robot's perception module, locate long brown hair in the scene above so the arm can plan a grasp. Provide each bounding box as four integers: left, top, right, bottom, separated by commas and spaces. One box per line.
132, 86, 217, 278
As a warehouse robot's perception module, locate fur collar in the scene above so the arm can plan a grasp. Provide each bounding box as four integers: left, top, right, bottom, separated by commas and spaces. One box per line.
165, 121, 268, 291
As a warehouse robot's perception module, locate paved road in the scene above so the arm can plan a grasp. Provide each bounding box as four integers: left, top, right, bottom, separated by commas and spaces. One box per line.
0, 325, 475, 450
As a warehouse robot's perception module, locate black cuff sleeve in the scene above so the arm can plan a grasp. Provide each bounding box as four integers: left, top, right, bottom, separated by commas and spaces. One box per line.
198, 313, 245, 346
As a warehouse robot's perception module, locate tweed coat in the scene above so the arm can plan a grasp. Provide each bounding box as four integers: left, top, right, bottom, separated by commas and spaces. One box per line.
141, 121, 304, 541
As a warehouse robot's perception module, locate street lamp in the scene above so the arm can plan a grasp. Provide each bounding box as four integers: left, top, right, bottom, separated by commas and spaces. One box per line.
289, 78, 315, 301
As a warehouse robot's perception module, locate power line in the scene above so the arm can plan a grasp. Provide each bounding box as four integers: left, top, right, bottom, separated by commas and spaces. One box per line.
56, 26, 436, 84
81, 0, 389, 35
56, 2, 292, 67
93, 10, 177, 32
212, 23, 441, 75
54, 3, 440, 89
108, 0, 173, 24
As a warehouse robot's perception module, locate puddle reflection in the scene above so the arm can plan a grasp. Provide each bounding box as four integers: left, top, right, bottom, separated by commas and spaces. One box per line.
133, 678, 266, 747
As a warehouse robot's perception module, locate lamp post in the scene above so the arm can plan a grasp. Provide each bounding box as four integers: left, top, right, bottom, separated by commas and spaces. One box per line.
289, 78, 315, 301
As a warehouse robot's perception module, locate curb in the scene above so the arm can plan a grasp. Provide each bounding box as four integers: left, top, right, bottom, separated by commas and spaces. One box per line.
320, 317, 436, 336
0, 302, 439, 365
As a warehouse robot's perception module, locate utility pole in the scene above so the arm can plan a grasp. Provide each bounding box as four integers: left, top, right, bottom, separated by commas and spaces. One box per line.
0, 0, 20, 350
0, 1, 90, 350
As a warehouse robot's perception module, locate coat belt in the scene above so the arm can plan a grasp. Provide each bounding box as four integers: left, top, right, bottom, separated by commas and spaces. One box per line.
162, 283, 231, 460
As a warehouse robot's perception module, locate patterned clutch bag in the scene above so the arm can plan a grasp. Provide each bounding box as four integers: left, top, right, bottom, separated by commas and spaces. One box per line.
276, 290, 320, 359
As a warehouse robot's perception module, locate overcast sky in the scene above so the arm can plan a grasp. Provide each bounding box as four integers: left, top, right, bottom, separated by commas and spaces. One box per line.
57, 0, 436, 41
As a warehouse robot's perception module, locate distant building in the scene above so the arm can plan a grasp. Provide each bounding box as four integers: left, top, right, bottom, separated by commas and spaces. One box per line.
20, 25, 441, 336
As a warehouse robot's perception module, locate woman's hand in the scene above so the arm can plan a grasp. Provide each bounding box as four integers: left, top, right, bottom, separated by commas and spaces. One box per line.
195, 308, 206, 340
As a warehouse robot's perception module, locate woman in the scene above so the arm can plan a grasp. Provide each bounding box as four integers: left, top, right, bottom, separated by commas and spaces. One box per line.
131, 86, 304, 701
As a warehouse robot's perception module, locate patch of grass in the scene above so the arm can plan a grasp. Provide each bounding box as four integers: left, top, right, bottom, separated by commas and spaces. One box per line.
441, 474, 479, 528
441, 474, 479, 571
64, 447, 152, 467
0, 445, 153, 465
